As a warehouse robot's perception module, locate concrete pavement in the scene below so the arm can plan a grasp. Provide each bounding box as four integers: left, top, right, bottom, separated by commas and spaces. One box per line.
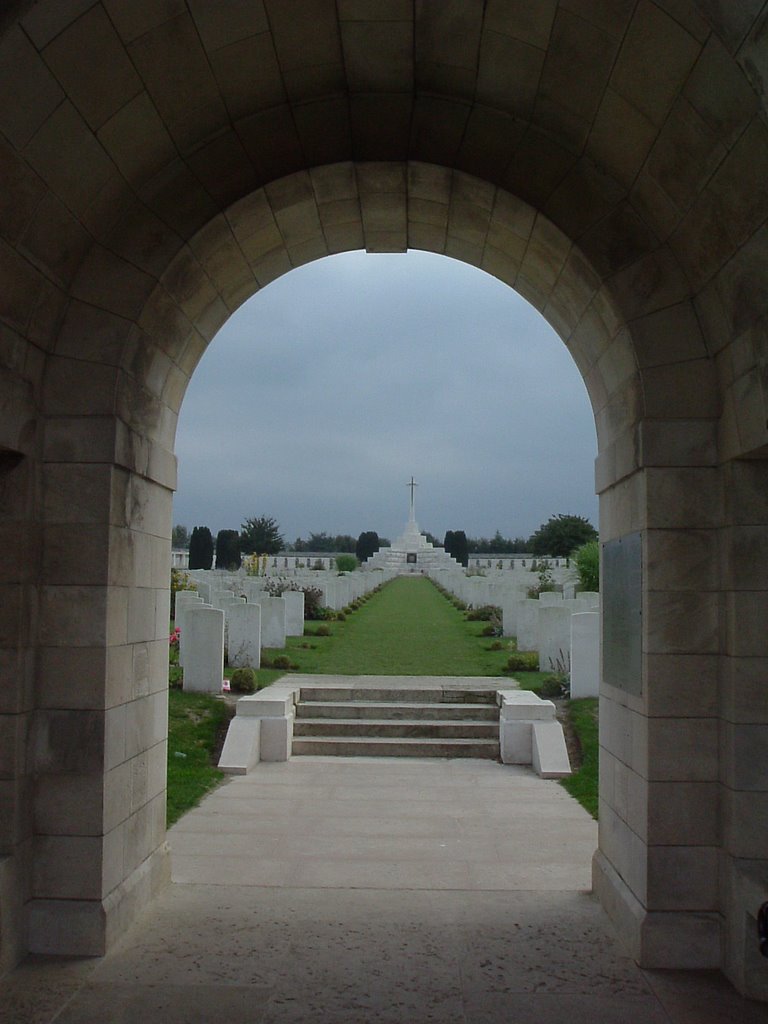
2, 756, 767, 1022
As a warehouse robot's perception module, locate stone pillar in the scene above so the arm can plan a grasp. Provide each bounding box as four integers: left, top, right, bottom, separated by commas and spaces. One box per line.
29, 463, 173, 957
227, 603, 261, 670
719, 458, 768, 999
0, 434, 37, 974
183, 606, 225, 692
593, 463, 722, 972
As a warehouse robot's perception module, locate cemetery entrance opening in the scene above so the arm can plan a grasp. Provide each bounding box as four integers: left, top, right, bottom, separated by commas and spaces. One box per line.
1, 1, 767, 1003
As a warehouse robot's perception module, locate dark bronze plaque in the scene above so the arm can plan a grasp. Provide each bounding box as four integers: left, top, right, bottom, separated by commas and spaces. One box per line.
602, 532, 642, 696
406, 552, 417, 563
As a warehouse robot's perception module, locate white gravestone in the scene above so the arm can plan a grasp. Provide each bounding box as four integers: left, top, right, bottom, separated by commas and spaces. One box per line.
537, 605, 572, 674
516, 600, 540, 652
283, 590, 305, 636
228, 602, 261, 669
175, 592, 203, 666
183, 606, 225, 692
570, 611, 600, 698
258, 596, 287, 648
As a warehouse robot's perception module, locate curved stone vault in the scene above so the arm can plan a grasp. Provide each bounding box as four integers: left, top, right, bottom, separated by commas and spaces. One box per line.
0, 0, 767, 1001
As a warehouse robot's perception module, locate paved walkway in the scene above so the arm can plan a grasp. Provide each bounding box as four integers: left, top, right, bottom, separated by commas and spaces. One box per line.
3, 756, 768, 1023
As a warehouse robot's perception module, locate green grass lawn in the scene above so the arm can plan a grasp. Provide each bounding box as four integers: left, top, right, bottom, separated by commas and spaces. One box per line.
263, 576, 512, 676
166, 690, 231, 826
168, 578, 599, 824
559, 698, 598, 818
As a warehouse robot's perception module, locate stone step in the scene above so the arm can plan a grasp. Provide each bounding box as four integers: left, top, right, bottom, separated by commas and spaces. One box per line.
294, 700, 499, 721
293, 718, 499, 739
298, 687, 498, 705
291, 736, 500, 759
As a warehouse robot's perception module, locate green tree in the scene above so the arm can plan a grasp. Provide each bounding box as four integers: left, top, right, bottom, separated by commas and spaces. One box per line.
172, 524, 190, 549
356, 531, 380, 562
188, 526, 213, 570
573, 540, 600, 591
240, 515, 284, 555
444, 529, 469, 567
215, 529, 241, 569
529, 514, 598, 557
292, 532, 356, 552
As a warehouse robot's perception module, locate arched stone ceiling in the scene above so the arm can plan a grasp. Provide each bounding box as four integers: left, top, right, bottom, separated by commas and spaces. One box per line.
1, 0, 767, 466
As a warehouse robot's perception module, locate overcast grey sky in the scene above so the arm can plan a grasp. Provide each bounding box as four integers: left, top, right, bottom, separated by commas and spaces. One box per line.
173, 250, 598, 546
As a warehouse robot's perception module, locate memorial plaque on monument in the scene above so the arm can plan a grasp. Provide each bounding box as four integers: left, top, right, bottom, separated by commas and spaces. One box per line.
602, 531, 642, 696
407, 552, 417, 563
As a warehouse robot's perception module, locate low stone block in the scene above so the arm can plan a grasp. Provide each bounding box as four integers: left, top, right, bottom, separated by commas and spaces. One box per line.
260, 715, 293, 761
499, 691, 556, 721
218, 717, 260, 775
531, 720, 572, 778
500, 720, 532, 763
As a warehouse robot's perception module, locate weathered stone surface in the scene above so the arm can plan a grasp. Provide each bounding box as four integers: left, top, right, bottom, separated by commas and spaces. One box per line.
2, 0, 768, 999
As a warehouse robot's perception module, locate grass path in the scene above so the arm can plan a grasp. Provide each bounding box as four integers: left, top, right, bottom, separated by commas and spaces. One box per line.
266, 576, 510, 677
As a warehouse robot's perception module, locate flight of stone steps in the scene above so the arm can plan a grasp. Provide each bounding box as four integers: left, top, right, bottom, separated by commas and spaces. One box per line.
291, 685, 500, 759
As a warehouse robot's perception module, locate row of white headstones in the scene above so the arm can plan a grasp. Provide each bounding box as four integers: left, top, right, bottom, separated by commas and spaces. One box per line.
174, 568, 400, 692
174, 565, 599, 696
429, 567, 600, 697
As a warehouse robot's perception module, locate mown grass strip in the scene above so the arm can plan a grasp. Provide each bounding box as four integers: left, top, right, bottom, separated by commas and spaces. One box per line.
559, 698, 598, 818
167, 691, 230, 826
265, 576, 511, 676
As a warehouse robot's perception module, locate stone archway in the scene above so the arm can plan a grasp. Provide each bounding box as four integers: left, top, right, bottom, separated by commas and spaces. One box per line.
0, 1, 767, 1001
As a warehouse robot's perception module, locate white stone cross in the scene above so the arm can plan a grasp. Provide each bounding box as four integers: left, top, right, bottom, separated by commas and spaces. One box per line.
407, 475, 418, 521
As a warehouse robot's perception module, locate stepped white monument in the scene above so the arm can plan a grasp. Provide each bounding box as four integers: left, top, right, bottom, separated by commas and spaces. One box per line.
364, 478, 463, 573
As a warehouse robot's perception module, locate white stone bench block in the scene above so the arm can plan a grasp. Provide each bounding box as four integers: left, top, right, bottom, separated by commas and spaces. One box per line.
236, 691, 296, 717
500, 721, 533, 763
532, 720, 572, 778
498, 691, 556, 721
218, 682, 300, 771
260, 715, 293, 761
498, 691, 571, 778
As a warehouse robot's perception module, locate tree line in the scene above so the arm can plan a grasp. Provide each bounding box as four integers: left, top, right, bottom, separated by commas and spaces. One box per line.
176, 512, 597, 570
180, 518, 394, 571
